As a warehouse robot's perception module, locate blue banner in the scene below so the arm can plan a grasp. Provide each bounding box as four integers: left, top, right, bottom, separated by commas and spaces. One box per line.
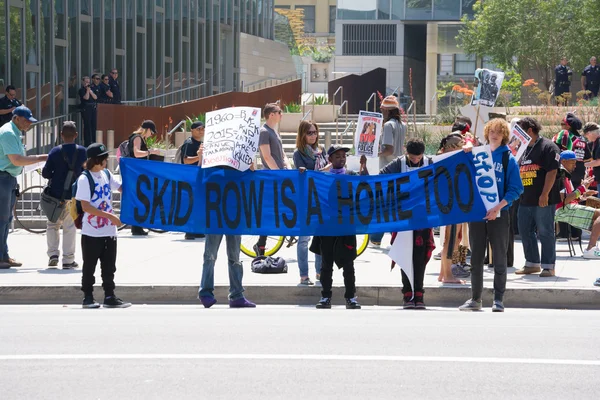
120, 151, 489, 236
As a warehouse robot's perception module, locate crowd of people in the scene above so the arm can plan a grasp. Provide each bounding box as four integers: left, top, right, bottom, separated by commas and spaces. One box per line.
1, 95, 600, 310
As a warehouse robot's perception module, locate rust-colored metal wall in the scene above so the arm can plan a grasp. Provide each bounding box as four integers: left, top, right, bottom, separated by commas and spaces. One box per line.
97, 79, 301, 144
328, 68, 387, 115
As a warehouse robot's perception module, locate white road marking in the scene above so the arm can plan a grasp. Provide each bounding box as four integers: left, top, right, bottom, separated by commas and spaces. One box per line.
0, 354, 599, 366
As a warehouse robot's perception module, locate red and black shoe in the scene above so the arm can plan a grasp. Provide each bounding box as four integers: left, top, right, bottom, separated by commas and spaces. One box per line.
403, 292, 415, 309
253, 244, 265, 256
414, 292, 426, 310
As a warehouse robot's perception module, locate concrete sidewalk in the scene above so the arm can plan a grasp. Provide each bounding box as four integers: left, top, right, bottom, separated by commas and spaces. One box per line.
1, 229, 599, 308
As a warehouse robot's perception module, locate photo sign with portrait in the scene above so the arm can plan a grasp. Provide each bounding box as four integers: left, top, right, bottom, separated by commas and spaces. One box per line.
354, 111, 383, 158
202, 106, 261, 172
471, 68, 505, 107
508, 124, 531, 162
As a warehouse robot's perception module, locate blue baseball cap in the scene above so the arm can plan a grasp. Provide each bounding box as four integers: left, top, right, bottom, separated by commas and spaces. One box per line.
560, 150, 576, 161
12, 105, 37, 122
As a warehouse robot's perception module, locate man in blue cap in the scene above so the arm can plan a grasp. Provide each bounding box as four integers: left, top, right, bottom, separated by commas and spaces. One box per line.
0, 105, 48, 269
555, 150, 600, 259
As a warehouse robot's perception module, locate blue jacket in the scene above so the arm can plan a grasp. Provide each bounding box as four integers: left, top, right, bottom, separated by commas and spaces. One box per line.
42, 143, 87, 199
492, 145, 523, 210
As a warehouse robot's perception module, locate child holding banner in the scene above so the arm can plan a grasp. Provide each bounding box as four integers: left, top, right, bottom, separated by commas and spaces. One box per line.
311, 145, 368, 309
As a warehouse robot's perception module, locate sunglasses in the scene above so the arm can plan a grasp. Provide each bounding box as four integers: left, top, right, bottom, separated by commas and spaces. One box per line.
306, 130, 318, 136
103, 79, 109, 81
93, 77, 100, 80
111, 71, 118, 74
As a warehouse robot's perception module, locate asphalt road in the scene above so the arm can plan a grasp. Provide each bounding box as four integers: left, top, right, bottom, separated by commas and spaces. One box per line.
1, 305, 599, 399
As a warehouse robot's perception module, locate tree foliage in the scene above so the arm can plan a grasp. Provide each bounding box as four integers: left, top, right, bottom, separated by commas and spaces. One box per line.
458, 0, 600, 90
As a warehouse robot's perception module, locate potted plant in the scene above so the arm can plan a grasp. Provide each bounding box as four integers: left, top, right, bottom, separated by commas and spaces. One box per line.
279, 102, 303, 131
305, 95, 336, 123
146, 136, 175, 162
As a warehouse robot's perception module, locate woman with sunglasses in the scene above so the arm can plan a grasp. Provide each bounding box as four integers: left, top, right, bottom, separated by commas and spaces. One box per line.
293, 121, 331, 285
98, 74, 114, 104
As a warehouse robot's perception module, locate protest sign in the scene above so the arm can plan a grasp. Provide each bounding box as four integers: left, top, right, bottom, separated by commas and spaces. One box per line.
471, 68, 505, 107
120, 151, 493, 236
354, 111, 383, 158
508, 124, 531, 162
202, 106, 261, 171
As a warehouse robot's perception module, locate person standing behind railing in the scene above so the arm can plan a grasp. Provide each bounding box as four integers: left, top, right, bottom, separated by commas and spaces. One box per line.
0, 106, 47, 269
293, 120, 331, 285
0, 85, 22, 127
78, 76, 98, 147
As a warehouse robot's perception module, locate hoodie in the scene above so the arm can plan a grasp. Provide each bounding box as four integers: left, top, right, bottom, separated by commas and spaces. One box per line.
492, 145, 524, 211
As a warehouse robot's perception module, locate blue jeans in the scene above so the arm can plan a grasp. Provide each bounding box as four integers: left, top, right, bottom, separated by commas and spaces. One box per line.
517, 205, 556, 270
0, 172, 17, 261
199, 234, 245, 301
297, 236, 322, 278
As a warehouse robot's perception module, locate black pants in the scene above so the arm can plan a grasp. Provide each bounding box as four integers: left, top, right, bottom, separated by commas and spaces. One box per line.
82, 104, 97, 147
131, 225, 146, 235
507, 201, 517, 267
319, 236, 356, 299
469, 211, 509, 302
401, 230, 432, 295
81, 235, 117, 297
256, 236, 267, 248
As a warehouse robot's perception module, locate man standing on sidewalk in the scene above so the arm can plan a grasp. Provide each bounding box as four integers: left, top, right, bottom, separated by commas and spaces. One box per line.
41, 121, 87, 269
0, 106, 47, 269
516, 117, 561, 278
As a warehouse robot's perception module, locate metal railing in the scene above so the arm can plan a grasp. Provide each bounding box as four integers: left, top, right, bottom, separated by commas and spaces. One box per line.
242, 73, 301, 93
366, 92, 376, 112
332, 86, 344, 109
25, 112, 81, 156
121, 83, 206, 107
302, 93, 315, 123
343, 120, 356, 146
406, 100, 417, 138
335, 100, 349, 144
301, 109, 313, 122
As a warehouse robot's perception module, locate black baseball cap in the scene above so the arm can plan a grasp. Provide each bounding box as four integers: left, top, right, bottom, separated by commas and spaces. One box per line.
86, 143, 109, 158
327, 145, 351, 156
191, 121, 205, 129
141, 120, 157, 134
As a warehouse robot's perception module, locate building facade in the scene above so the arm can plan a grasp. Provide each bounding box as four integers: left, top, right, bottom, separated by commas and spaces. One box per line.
0, 0, 294, 125
274, 0, 336, 46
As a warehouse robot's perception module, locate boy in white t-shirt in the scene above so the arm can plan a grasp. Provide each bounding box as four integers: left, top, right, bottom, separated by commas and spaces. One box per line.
75, 143, 131, 309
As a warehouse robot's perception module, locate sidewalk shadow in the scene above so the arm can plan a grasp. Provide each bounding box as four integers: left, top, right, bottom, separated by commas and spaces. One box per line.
509, 274, 577, 283
37, 268, 81, 275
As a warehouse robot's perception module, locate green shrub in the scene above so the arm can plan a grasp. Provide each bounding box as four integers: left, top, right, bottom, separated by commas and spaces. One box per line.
283, 102, 302, 113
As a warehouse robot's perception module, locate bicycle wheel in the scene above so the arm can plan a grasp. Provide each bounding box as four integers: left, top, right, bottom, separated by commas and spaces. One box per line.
13, 186, 47, 234
356, 234, 369, 257
240, 235, 285, 257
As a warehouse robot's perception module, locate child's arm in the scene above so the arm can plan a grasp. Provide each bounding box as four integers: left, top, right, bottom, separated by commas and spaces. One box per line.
81, 200, 122, 226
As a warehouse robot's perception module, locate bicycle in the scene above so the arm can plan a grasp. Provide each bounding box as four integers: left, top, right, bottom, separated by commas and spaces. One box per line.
240, 234, 370, 258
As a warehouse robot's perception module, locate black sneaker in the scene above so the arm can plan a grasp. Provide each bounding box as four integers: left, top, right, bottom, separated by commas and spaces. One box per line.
403, 293, 415, 309
345, 297, 361, 309
253, 244, 265, 256
414, 292, 426, 310
48, 256, 59, 268
316, 297, 331, 309
185, 233, 196, 240
82, 295, 100, 309
103, 296, 132, 308
62, 262, 79, 270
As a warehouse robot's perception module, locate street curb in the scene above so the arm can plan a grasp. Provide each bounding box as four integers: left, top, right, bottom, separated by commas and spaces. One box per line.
1, 285, 600, 309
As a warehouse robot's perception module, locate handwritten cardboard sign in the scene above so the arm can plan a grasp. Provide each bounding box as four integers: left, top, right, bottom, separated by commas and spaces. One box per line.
354, 111, 383, 158
202, 106, 261, 171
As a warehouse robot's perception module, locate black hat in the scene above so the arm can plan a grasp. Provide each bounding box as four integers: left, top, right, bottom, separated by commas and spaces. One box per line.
564, 113, 582, 131
141, 120, 157, 134
86, 143, 109, 158
191, 121, 205, 130
327, 144, 351, 156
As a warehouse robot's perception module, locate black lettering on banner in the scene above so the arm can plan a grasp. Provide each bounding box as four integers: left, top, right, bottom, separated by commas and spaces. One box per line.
134, 175, 151, 223
336, 181, 354, 224
374, 181, 396, 223
273, 181, 280, 228
174, 182, 194, 226
222, 181, 241, 229
240, 180, 264, 228
454, 163, 474, 213
355, 181, 374, 225
150, 178, 169, 225
306, 177, 323, 225
205, 182, 222, 228
395, 176, 412, 220
434, 166, 453, 214
281, 179, 297, 228
418, 169, 433, 213
167, 181, 176, 225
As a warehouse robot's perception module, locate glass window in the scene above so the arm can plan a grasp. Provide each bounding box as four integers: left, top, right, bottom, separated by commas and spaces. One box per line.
137, 0, 144, 26
166, 0, 172, 58
405, 0, 432, 20
105, 0, 114, 72
433, 0, 460, 20
296, 5, 315, 33
437, 24, 460, 53
391, 0, 404, 19
81, 21, 92, 77
378, 0, 390, 20
337, 0, 377, 20
462, 0, 477, 18
330, 6, 336, 33
275, 6, 290, 10
55, 46, 68, 115
482, 56, 498, 71
26, 1, 39, 65
93, 6, 102, 73
454, 53, 476, 75
55, 0, 67, 39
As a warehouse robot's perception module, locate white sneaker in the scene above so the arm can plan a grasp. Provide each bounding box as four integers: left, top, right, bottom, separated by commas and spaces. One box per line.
582, 247, 600, 259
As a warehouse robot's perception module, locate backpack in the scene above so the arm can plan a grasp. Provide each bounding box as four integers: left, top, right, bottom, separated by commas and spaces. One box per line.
250, 256, 288, 274
174, 138, 192, 164
116, 133, 141, 161
69, 169, 112, 229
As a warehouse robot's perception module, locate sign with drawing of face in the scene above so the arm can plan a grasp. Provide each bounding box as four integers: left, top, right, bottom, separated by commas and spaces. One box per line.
354, 111, 383, 158
471, 68, 505, 107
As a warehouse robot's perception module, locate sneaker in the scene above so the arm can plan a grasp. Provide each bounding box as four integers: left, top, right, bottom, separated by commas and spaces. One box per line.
253, 244, 265, 257
199, 296, 217, 309
316, 297, 331, 309
6, 258, 22, 267
515, 266, 541, 275
539, 269, 555, 277
229, 297, 256, 308
459, 299, 482, 311
0, 261, 10, 269
492, 300, 505, 312
487, 263, 495, 269
594, 278, 600, 287
131, 229, 148, 236
346, 297, 361, 309
82, 295, 100, 309
185, 233, 196, 240
299, 278, 314, 286
48, 256, 59, 267
433, 252, 442, 260
403, 292, 415, 309
62, 262, 79, 270
315, 273, 320, 281
414, 292, 426, 310
583, 247, 600, 259
103, 296, 132, 308
451, 263, 470, 278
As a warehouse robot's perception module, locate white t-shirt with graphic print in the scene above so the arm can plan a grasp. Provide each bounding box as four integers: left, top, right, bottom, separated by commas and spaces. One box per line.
75, 169, 122, 238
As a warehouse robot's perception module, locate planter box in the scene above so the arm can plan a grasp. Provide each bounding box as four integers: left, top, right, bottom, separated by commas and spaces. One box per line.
280, 112, 302, 132
310, 105, 336, 123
